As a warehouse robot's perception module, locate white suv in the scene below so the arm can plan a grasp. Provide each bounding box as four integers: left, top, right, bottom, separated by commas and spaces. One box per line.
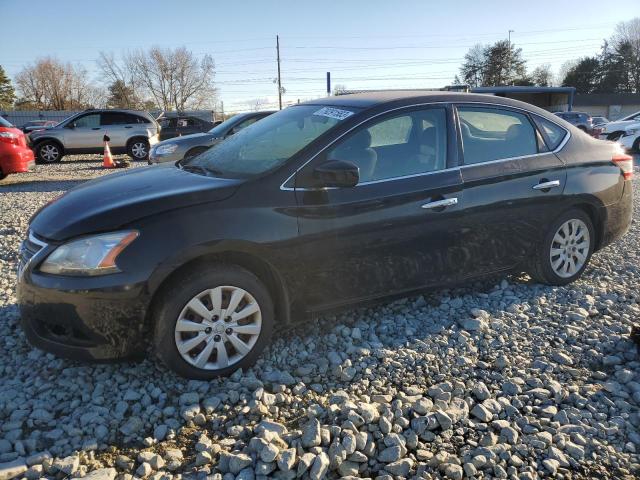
599, 110, 640, 152
29, 109, 160, 163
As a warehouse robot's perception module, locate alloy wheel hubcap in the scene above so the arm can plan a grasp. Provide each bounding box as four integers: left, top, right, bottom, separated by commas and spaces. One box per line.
41, 145, 58, 161
132, 143, 147, 158
174, 286, 262, 370
549, 219, 590, 278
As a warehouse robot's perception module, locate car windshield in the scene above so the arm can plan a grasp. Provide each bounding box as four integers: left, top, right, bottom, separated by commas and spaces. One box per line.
207, 114, 244, 135
622, 111, 640, 121
183, 105, 360, 178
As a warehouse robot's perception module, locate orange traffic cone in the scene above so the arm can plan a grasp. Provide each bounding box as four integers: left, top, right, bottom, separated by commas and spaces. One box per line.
103, 135, 114, 169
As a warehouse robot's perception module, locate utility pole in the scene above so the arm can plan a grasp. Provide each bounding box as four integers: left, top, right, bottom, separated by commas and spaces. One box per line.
276, 35, 282, 110
508, 30, 515, 85
326, 72, 331, 96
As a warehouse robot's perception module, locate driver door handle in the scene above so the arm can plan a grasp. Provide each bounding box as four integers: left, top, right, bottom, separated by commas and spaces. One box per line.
421, 197, 458, 210
533, 180, 561, 190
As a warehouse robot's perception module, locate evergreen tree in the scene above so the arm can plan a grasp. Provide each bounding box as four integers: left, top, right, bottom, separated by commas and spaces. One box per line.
0, 65, 15, 110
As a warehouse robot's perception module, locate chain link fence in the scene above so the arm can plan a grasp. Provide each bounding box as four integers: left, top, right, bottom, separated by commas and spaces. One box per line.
0, 110, 216, 127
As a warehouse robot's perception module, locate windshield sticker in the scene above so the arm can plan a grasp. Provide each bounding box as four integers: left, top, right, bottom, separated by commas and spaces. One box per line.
313, 107, 354, 121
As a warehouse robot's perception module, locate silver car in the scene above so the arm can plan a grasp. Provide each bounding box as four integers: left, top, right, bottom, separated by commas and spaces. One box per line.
29, 109, 160, 164
149, 111, 274, 164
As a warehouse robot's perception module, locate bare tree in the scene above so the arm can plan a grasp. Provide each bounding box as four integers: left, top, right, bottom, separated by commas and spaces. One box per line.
611, 18, 640, 92
15, 57, 102, 110
531, 64, 554, 87
98, 52, 141, 109
117, 47, 216, 111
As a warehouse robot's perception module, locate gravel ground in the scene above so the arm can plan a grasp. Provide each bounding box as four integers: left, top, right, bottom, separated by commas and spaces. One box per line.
1, 155, 640, 480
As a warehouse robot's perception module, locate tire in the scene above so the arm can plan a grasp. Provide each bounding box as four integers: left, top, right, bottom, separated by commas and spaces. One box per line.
153, 264, 274, 379
36, 141, 63, 164
529, 208, 595, 286
0, 168, 6, 180
184, 146, 208, 160
127, 138, 150, 160
633, 137, 640, 153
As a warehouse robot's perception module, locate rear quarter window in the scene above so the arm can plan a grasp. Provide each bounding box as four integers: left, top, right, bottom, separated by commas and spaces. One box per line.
533, 116, 568, 150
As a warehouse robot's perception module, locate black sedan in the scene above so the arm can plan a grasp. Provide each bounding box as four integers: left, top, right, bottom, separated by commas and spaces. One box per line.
17, 92, 633, 379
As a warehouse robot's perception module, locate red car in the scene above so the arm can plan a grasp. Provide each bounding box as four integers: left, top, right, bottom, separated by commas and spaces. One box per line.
0, 116, 35, 180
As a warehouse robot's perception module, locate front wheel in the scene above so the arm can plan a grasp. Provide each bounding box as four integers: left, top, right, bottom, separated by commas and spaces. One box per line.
530, 209, 594, 285
36, 141, 63, 164
127, 139, 150, 160
153, 265, 274, 379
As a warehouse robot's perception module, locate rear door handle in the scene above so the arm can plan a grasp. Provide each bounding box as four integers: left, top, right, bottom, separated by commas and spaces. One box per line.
533, 180, 561, 190
124, 126, 133, 129
421, 197, 458, 210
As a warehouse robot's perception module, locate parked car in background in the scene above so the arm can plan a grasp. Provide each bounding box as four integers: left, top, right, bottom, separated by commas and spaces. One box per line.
149, 111, 275, 164
599, 110, 640, 152
21, 120, 57, 134
18, 92, 633, 379
592, 116, 609, 126
28, 109, 160, 163
157, 115, 215, 141
554, 111, 594, 134
0, 116, 35, 180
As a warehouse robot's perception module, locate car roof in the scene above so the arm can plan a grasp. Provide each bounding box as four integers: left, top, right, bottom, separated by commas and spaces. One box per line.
299, 90, 561, 117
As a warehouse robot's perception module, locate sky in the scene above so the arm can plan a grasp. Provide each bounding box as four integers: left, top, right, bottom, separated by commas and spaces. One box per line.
1, 0, 636, 113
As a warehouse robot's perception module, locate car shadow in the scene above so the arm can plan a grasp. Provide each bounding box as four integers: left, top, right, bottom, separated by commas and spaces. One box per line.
0, 179, 89, 192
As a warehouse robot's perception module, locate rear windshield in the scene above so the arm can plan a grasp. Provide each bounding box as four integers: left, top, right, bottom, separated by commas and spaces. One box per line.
0, 116, 13, 128
183, 105, 360, 178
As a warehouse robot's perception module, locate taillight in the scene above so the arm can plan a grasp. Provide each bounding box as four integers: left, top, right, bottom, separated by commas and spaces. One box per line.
612, 152, 634, 180
0, 131, 19, 145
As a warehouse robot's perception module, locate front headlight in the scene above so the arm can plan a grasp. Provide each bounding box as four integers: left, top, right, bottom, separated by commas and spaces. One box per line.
40, 231, 138, 276
154, 143, 178, 155
623, 128, 638, 137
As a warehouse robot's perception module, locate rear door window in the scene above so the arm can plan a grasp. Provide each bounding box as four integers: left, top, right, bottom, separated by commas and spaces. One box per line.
101, 112, 135, 125
457, 107, 538, 164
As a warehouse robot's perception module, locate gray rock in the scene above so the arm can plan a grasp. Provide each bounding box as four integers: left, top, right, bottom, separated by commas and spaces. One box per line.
309, 453, 329, 480
472, 382, 491, 401
301, 418, 321, 448
0, 458, 27, 480
74, 468, 117, 480
378, 445, 403, 463
471, 403, 493, 422
384, 458, 413, 477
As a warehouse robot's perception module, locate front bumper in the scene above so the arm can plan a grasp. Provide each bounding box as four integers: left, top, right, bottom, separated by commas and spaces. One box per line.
0, 147, 35, 174
17, 234, 151, 361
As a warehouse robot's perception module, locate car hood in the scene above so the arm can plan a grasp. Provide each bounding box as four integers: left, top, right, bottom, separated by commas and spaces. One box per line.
603, 119, 640, 132
30, 164, 243, 241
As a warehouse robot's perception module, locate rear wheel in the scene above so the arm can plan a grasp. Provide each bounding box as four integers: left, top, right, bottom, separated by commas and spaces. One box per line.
36, 141, 63, 164
153, 265, 274, 379
530, 209, 594, 285
633, 137, 640, 153
127, 139, 150, 160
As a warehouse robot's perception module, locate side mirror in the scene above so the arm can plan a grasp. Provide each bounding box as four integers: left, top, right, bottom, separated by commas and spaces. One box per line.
226, 127, 237, 137
66, 122, 76, 129
313, 160, 359, 188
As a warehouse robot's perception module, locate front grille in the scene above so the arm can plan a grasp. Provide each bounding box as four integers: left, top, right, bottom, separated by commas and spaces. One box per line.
17, 231, 46, 276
